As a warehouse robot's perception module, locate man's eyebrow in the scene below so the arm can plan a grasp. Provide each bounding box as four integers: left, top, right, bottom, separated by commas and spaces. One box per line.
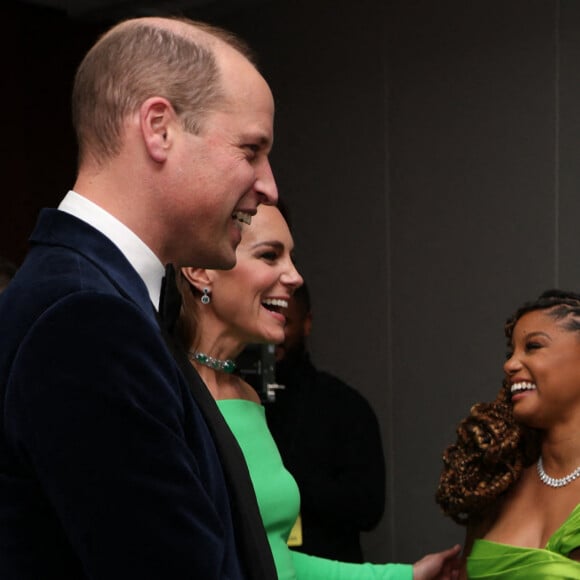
243, 131, 272, 149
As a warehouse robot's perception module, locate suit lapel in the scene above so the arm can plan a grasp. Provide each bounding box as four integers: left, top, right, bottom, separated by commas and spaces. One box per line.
158, 323, 277, 580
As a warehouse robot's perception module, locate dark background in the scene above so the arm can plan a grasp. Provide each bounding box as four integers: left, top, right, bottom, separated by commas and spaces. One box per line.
4, 0, 580, 563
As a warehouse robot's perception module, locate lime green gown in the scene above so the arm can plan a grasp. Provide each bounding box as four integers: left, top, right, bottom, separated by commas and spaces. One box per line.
468, 504, 580, 579
217, 399, 412, 580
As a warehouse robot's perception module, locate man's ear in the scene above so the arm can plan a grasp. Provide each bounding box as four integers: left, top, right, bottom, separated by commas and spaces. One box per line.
181, 267, 213, 294
140, 97, 177, 163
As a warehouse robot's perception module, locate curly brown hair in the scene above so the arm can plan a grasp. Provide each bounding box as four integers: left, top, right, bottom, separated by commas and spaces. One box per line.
435, 289, 580, 525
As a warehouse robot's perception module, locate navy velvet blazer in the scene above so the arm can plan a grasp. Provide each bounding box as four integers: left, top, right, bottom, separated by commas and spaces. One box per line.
0, 209, 275, 579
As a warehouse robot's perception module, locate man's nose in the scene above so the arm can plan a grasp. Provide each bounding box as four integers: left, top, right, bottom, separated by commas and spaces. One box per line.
255, 159, 278, 205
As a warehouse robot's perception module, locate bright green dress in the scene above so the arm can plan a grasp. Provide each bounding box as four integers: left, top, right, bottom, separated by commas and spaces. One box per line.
217, 399, 412, 580
468, 504, 580, 579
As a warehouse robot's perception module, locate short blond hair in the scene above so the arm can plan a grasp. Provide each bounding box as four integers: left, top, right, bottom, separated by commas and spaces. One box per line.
72, 17, 254, 166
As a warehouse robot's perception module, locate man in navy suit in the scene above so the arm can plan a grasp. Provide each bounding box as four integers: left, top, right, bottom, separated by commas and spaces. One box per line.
0, 17, 278, 579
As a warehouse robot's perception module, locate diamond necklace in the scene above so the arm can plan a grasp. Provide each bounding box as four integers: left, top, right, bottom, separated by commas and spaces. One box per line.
188, 351, 236, 374
537, 456, 580, 488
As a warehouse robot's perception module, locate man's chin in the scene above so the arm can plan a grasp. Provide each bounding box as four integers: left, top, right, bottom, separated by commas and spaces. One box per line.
192, 250, 237, 271
218, 255, 237, 271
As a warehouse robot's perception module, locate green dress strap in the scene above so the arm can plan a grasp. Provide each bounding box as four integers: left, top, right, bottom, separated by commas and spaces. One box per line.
468, 504, 580, 579
546, 504, 580, 557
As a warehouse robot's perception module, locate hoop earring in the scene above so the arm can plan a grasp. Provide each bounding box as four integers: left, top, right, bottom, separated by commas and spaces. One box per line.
201, 288, 211, 305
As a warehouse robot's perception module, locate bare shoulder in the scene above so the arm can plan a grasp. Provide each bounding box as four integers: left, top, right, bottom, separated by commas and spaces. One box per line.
463, 504, 500, 555
238, 379, 261, 403
456, 515, 495, 580
213, 375, 262, 403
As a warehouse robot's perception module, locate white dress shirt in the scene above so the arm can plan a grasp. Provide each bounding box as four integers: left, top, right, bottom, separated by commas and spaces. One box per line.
58, 191, 165, 310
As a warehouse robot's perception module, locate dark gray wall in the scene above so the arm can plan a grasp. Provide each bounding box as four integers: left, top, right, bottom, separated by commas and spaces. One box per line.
226, 0, 580, 564
7, 0, 580, 567
386, 0, 558, 560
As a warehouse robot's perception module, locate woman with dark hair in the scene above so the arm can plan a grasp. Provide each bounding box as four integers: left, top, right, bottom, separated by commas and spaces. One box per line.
436, 289, 580, 579
179, 202, 460, 580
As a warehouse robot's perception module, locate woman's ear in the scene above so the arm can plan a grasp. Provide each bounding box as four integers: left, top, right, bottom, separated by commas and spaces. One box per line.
181, 267, 213, 294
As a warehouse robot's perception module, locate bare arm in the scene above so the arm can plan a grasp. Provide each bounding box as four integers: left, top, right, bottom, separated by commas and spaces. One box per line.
412, 544, 462, 580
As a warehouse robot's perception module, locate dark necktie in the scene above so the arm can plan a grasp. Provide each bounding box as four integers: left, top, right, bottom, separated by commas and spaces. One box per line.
159, 263, 182, 333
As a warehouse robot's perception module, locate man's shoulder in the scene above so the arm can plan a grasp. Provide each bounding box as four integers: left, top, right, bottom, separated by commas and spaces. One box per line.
315, 368, 355, 392
4, 244, 124, 320
0, 232, 157, 373
313, 368, 372, 406
13, 208, 151, 315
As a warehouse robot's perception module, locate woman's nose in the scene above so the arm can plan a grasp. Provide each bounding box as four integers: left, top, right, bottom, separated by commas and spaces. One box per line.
281, 262, 303, 289
503, 353, 522, 375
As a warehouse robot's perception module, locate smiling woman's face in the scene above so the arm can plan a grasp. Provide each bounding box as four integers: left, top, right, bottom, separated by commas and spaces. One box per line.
207, 204, 303, 346
504, 309, 580, 429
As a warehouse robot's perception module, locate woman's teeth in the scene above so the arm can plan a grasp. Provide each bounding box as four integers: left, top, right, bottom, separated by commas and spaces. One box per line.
510, 381, 537, 394
262, 298, 288, 311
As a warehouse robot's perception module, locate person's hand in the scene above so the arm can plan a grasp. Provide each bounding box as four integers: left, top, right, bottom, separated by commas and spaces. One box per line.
412, 544, 462, 580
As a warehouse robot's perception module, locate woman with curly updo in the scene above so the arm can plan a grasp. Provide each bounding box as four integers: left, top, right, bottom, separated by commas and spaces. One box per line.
436, 289, 580, 578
